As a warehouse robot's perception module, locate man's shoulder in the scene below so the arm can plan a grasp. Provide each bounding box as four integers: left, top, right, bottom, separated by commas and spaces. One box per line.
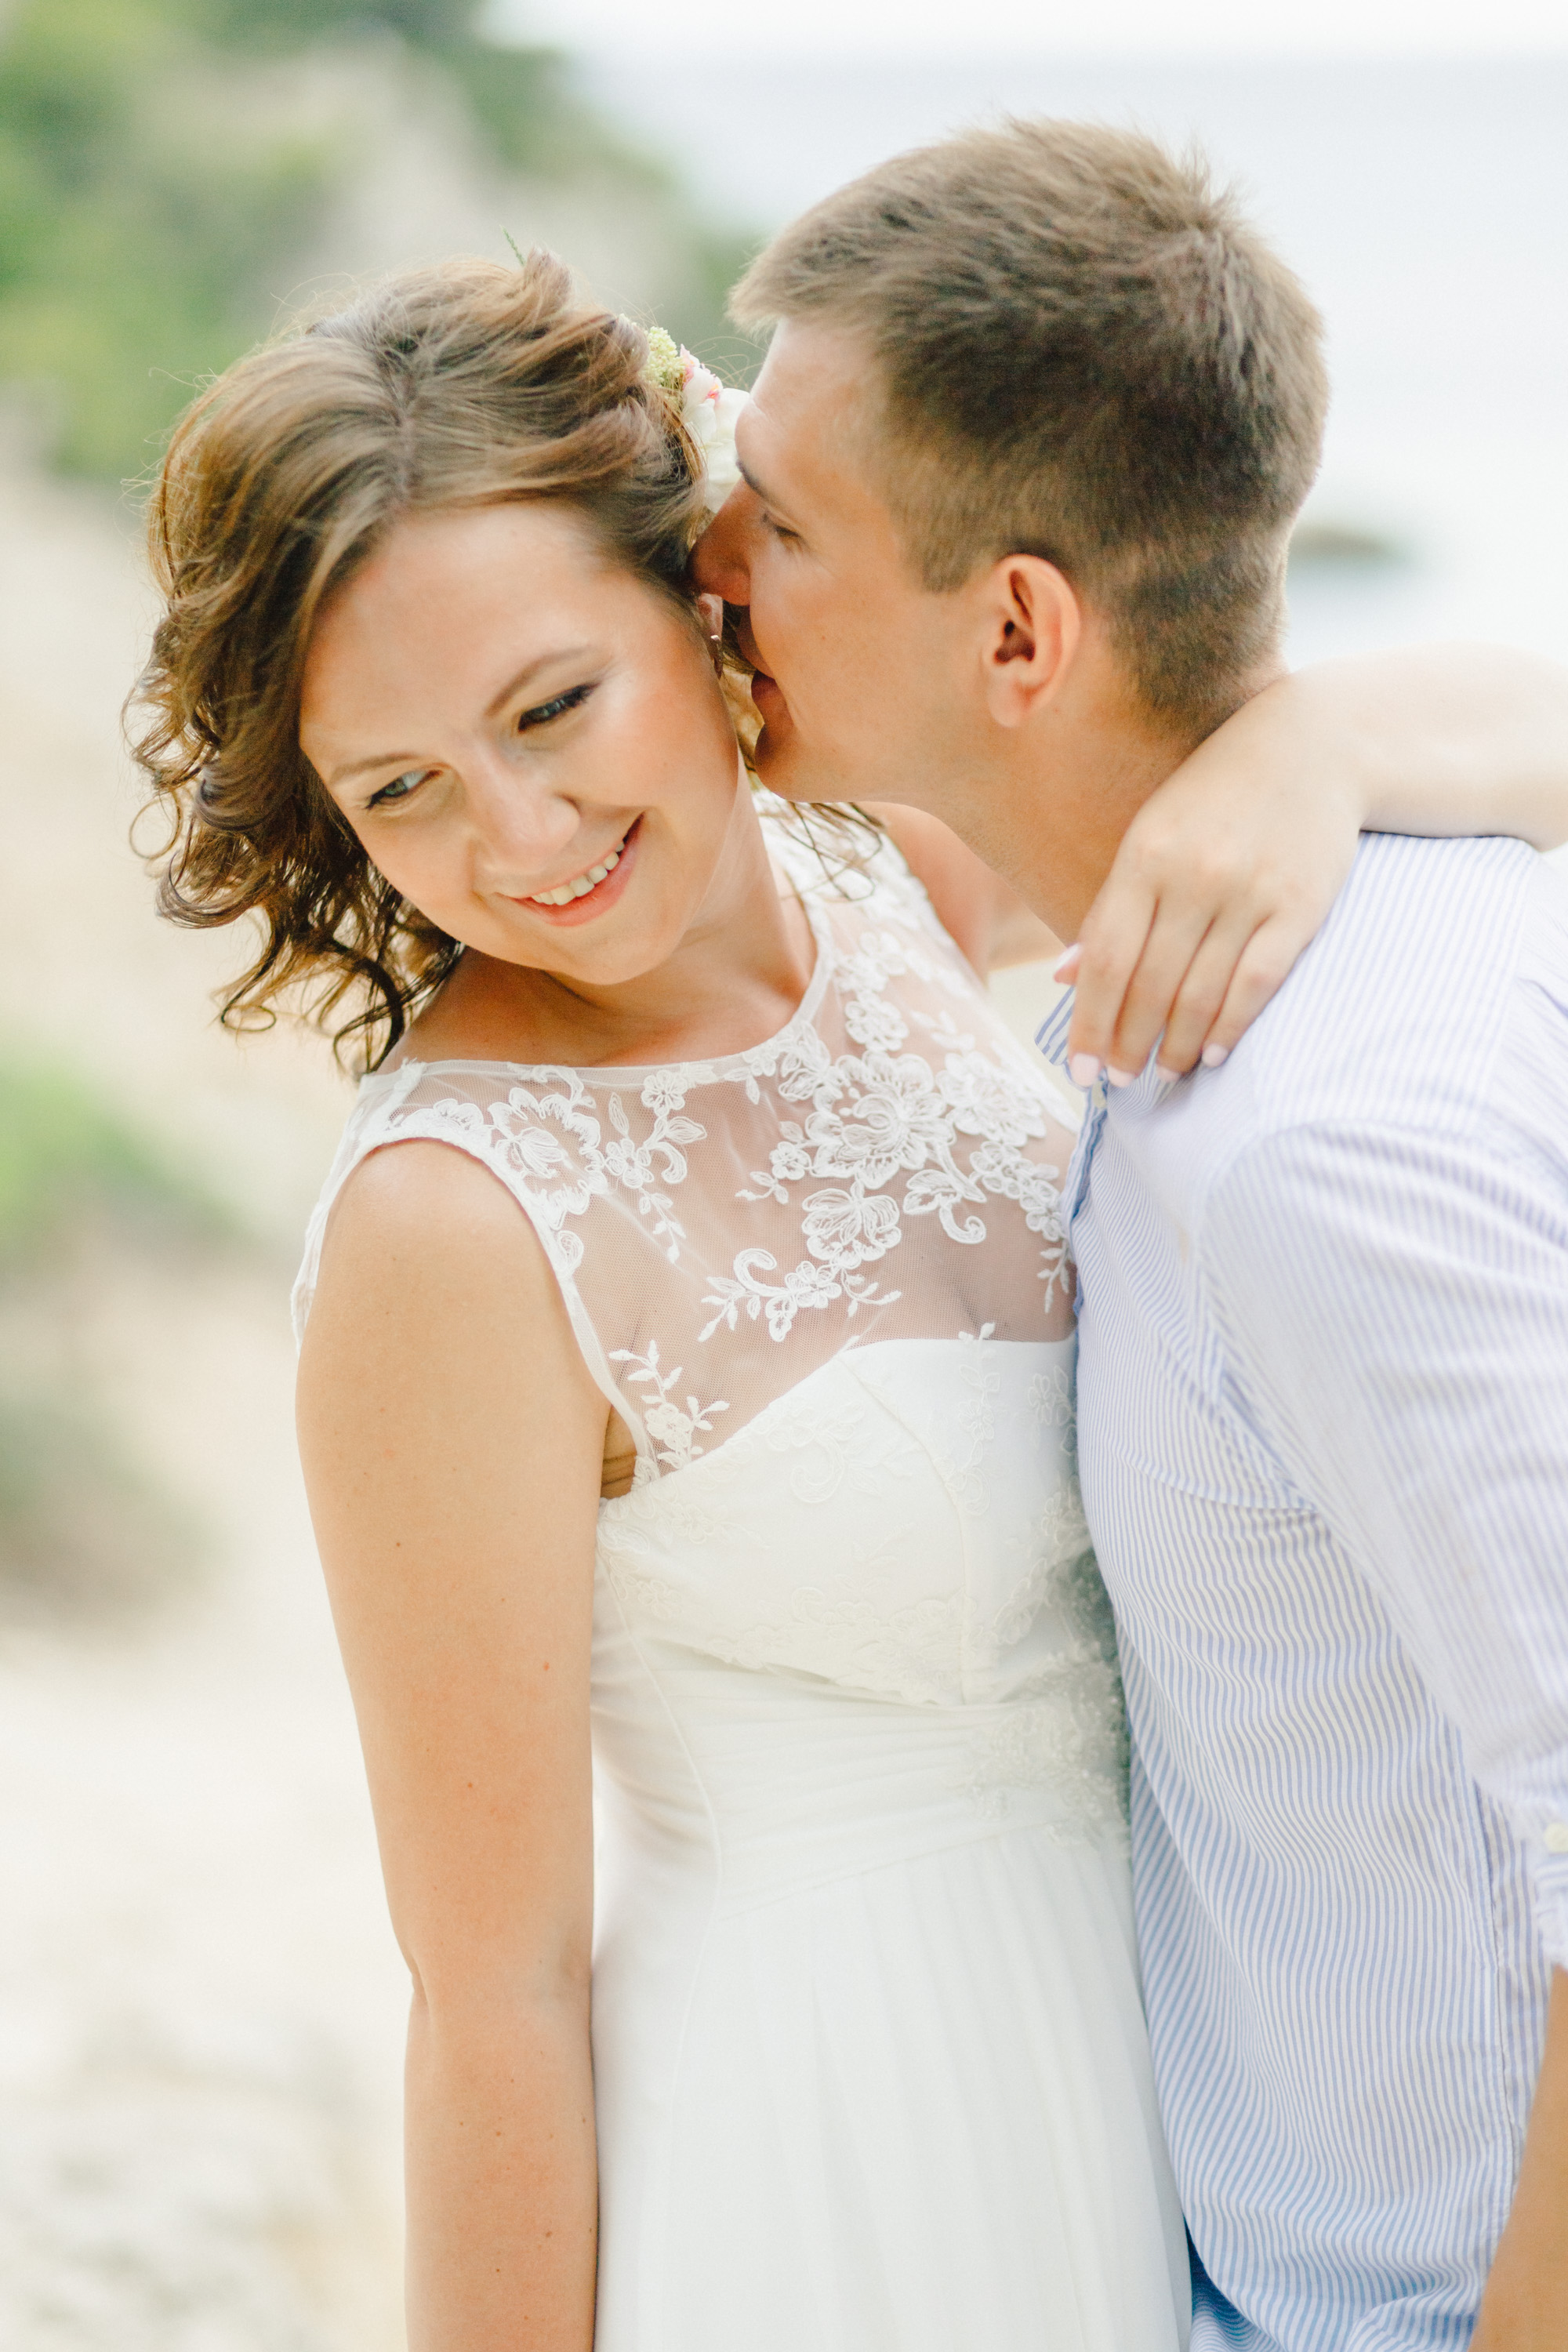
1247, 830, 1550, 1108
1115, 833, 1566, 1216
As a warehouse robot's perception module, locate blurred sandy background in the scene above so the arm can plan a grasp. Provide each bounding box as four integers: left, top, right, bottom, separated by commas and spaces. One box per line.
0, 2, 1563, 2343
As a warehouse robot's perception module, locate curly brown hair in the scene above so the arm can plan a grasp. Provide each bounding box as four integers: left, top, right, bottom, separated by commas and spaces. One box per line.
131, 249, 846, 1070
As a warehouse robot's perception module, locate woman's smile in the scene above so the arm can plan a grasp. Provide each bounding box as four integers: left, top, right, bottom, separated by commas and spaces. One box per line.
506, 816, 643, 927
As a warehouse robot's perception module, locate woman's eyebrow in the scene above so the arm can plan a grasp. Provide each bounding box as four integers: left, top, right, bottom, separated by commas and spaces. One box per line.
483, 644, 593, 720
325, 644, 597, 788
327, 746, 419, 789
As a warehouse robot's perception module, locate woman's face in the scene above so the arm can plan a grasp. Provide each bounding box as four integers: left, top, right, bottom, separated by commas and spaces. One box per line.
299, 502, 745, 987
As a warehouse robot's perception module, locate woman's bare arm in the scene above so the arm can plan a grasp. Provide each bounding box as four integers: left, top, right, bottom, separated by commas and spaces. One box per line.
296, 1142, 604, 2352
1471, 1968, 1568, 2350
877, 644, 1568, 1082
1069, 644, 1568, 1080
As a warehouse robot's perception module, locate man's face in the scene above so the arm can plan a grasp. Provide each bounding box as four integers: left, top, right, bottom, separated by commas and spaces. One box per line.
693, 321, 971, 811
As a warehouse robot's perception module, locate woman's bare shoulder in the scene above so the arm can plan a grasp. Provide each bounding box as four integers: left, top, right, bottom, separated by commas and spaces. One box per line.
315, 1137, 557, 1326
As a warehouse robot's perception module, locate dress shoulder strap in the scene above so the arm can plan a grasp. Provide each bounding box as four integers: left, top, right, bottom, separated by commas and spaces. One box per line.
290, 1058, 630, 1432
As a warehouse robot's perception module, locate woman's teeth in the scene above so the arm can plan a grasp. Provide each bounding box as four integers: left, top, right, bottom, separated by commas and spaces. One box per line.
528, 837, 626, 907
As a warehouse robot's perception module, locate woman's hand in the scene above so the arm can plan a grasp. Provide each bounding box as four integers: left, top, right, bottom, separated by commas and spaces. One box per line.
1065, 644, 1568, 1084
1062, 704, 1363, 1083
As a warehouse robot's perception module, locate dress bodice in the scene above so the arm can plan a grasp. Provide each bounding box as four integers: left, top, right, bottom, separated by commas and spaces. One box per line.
296, 813, 1076, 1464
295, 812, 1126, 1842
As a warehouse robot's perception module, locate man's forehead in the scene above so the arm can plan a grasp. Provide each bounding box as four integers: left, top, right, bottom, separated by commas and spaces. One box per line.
746, 318, 878, 479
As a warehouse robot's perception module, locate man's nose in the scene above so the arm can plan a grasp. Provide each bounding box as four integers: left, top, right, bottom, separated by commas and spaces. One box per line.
691, 486, 753, 605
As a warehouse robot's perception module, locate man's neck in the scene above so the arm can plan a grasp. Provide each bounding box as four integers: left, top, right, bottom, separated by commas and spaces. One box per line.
964, 713, 1193, 941
975, 659, 1286, 939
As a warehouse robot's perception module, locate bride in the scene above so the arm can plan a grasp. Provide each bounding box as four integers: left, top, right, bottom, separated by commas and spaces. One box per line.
133, 254, 1568, 2350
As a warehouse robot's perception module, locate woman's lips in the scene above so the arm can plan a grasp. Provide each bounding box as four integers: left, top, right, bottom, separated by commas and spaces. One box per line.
507, 816, 642, 927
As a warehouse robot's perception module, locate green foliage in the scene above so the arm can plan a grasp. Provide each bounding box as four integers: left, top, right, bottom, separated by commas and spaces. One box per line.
0, 1388, 200, 1622
0, 1058, 230, 1266
0, 0, 664, 481
0, 1056, 223, 1621
0, 0, 338, 477
189, 0, 485, 44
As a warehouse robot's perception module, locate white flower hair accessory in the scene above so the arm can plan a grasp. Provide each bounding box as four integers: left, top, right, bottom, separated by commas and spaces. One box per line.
644, 325, 747, 517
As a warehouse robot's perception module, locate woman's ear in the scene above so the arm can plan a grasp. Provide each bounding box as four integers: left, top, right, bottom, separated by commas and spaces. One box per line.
978, 557, 1082, 726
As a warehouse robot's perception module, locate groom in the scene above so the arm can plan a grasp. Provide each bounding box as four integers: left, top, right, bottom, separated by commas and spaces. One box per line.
696, 121, 1568, 2349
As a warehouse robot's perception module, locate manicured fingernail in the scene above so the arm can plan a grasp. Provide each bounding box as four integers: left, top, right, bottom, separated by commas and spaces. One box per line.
1155, 1063, 1180, 1083
1107, 1066, 1134, 1088
1069, 1053, 1102, 1089
1052, 942, 1083, 983
1201, 1042, 1229, 1069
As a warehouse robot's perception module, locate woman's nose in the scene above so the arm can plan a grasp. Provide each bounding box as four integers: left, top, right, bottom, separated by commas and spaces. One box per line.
466, 754, 579, 873
691, 488, 754, 606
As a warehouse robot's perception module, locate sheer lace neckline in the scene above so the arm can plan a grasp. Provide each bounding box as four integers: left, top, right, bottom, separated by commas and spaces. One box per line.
374, 873, 834, 1092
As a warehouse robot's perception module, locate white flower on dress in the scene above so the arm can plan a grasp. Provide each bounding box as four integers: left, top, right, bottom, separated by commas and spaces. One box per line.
485, 1081, 609, 1229
599, 1090, 706, 1260
844, 993, 909, 1053
1027, 1363, 1075, 1430
775, 1029, 839, 1104
939, 1051, 1048, 1148
770, 1134, 812, 1184
808, 1052, 955, 1188
903, 1167, 987, 1245
697, 1247, 898, 1344
800, 1185, 901, 1269
499, 1123, 574, 1180
641, 1068, 707, 1117
610, 1339, 729, 1471
737, 1121, 815, 1209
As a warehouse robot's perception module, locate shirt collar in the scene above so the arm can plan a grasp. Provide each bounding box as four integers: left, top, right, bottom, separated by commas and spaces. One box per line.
1036, 989, 1075, 1075
1036, 989, 1108, 1228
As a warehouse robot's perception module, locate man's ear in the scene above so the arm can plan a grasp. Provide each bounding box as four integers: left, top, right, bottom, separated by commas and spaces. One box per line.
976, 556, 1082, 727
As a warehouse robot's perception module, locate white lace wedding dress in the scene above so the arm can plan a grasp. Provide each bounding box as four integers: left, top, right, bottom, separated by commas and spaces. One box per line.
295, 812, 1189, 2350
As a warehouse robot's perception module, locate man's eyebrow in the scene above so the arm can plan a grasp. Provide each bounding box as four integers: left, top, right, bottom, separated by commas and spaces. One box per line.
324, 645, 593, 789
738, 456, 793, 515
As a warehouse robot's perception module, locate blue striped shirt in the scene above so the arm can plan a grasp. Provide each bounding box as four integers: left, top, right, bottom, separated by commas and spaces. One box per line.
1039, 833, 1568, 2350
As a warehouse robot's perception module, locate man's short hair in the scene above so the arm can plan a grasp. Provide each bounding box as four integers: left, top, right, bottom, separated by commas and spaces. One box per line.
734, 119, 1328, 735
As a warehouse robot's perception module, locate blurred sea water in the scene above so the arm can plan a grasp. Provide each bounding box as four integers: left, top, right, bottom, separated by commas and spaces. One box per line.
581, 53, 1568, 671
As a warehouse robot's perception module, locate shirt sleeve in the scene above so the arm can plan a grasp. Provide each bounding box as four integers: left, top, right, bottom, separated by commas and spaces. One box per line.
1201, 1116, 1568, 1971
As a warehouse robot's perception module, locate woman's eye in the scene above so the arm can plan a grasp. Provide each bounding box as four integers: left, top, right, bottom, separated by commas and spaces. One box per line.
517, 683, 593, 732
367, 767, 430, 809
763, 514, 802, 546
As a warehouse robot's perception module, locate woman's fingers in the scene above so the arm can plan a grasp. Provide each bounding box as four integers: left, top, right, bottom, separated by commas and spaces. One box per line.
1194, 914, 1312, 1068
1070, 898, 1312, 1085
1085, 901, 1267, 1082
1062, 874, 1159, 1080
1070, 871, 1266, 1082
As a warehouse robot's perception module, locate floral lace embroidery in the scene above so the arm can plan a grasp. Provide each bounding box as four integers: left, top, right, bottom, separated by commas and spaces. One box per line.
731, 942, 1070, 1343
608, 1341, 729, 1472
483, 1073, 705, 1270
323, 833, 1075, 1480
953, 1658, 1130, 1843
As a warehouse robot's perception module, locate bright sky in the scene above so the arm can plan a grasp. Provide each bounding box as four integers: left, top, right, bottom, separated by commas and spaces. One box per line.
488, 0, 1568, 57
